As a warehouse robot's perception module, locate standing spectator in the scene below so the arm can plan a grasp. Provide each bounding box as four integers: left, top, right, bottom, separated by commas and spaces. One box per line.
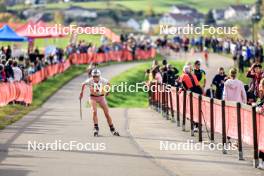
230, 40, 237, 66
162, 64, 178, 86
246, 63, 263, 100
0, 46, 5, 58
182, 37, 189, 53
223, 68, 247, 144
12, 61, 22, 82
204, 47, 209, 67
212, 67, 227, 99
5, 59, 14, 82
255, 78, 264, 169
238, 51, 244, 73
152, 66, 162, 83
255, 42, 263, 63
6, 45, 12, 60
151, 60, 159, 69
223, 68, 247, 103
0, 64, 6, 82
193, 60, 206, 92
145, 69, 152, 84
161, 59, 168, 70
180, 65, 202, 94
180, 65, 202, 132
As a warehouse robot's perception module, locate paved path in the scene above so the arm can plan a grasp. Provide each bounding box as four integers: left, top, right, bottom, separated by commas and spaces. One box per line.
0, 63, 168, 176
0, 60, 263, 176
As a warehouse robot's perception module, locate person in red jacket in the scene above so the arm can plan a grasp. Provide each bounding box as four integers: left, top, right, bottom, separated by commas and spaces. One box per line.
180, 65, 203, 132
180, 65, 202, 94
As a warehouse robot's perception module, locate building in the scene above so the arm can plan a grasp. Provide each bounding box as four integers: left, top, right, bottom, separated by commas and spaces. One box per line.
159, 13, 196, 26
141, 17, 159, 33
170, 5, 197, 15
224, 5, 250, 21
25, 0, 46, 5
64, 6, 97, 19
168, 5, 204, 25
212, 9, 225, 21
125, 18, 140, 31
211, 9, 225, 24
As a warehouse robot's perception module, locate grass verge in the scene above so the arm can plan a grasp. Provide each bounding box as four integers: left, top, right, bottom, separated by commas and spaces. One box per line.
107, 60, 184, 108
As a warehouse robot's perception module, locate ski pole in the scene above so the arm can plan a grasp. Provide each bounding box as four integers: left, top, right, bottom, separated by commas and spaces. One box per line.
79, 98, 82, 120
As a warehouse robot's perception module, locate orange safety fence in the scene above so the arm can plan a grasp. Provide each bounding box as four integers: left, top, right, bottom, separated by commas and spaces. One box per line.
241, 108, 254, 145
150, 83, 264, 156
28, 60, 71, 85
257, 114, 264, 152
69, 48, 156, 64
1, 48, 156, 107
0, 82, 32, 106
201, 98, 211, 128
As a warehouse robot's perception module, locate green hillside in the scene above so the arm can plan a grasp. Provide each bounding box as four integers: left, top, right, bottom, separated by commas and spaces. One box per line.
9, 0, 255, 14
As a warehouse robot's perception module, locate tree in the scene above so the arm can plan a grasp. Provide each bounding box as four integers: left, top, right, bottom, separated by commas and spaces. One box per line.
146, 0, 155, 16
0, 0, 6, 12
54, 11, 64, 24
205, 10, 216, 25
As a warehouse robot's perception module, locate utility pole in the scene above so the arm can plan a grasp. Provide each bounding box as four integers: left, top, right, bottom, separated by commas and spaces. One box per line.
252, 0, 262, 42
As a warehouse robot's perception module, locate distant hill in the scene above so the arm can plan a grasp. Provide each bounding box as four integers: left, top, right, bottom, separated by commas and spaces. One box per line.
7, 0, 256, 14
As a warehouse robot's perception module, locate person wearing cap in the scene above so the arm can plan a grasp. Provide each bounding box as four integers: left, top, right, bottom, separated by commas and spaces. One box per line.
246, 63, 264, 100
193, 60, 206, 92
223, 68, 247, 104
79, 69, 119, 137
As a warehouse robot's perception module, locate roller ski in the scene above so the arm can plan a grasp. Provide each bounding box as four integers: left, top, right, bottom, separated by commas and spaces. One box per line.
110, 125, 120, 136
93, 125, 99, 137
94, 129, 99, 137
111, 130, 120, 136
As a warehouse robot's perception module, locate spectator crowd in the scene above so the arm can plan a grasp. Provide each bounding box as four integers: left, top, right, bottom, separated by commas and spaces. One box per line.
157, 35, 264, 72
0, 33, 155, 83
0, 45, 65, 83
146, 55, 264, 169
66, 34, 154, 60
